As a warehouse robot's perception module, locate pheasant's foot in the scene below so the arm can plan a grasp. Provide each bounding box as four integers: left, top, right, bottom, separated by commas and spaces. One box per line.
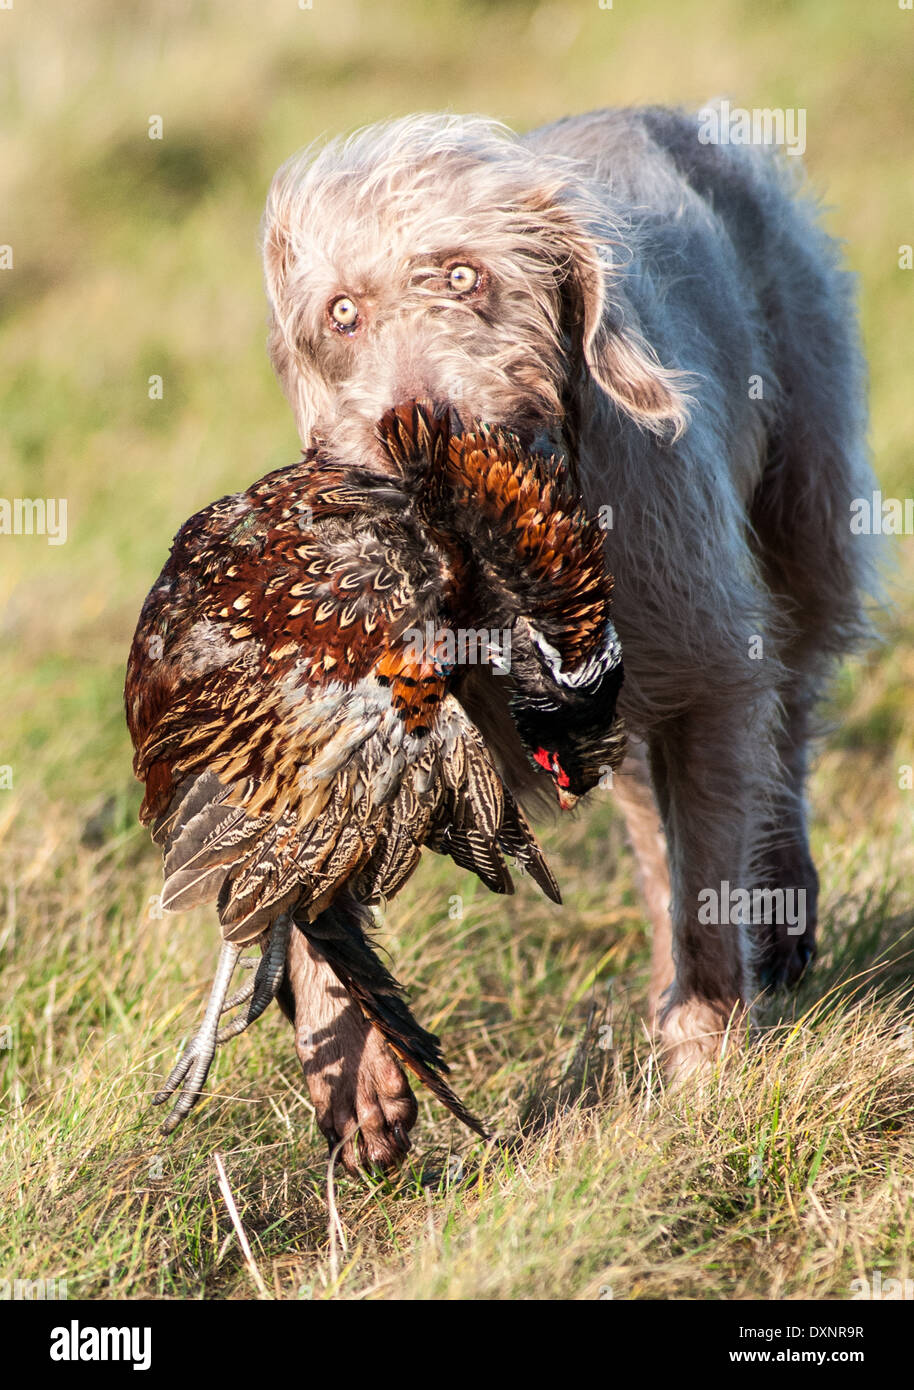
218, 956, 260, 1015
154, 940, 242, 1134
216, 915, 292, 1044
153, 916, 293, 1135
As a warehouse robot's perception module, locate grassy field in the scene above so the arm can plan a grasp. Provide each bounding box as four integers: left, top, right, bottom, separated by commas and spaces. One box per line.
1, 0, 912, 1301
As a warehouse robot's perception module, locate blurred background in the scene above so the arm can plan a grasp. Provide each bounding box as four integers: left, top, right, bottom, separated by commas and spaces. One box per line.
1, 0, 912, 1299
2, 0, 911, 814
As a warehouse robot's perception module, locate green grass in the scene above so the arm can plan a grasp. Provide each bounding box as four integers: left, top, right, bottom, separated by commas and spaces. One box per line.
1, 0, 913, 1300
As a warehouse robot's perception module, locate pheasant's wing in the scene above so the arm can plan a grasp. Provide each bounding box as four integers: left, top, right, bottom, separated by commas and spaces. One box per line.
140, 677, 558, 940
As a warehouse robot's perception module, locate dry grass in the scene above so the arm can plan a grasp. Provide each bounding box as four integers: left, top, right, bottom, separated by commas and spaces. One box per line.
3, 787, 913, 1299
1, 0, 912, 1300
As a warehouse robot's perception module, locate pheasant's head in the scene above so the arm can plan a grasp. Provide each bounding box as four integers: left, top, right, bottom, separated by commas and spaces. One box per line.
532, 745, 579, 811
507, 608, 626, 812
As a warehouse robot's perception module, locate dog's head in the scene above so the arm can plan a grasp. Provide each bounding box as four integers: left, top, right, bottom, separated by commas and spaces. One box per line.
262, 114, 688, 467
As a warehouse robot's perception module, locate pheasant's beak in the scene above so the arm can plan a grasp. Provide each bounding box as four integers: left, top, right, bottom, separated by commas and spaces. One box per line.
556, 785, 579, 812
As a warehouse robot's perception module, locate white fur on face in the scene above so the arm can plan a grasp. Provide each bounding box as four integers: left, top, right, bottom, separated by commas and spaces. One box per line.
261, 113, 690, 461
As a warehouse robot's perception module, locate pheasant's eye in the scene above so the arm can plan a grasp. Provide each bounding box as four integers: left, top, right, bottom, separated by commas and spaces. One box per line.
329, 295, 359, 331
447, 263, 479, 295
533, 746, 560, 776
533, 745, 573, 789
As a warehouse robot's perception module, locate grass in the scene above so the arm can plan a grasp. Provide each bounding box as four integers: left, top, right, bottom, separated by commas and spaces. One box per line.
1, 0, 912, 1300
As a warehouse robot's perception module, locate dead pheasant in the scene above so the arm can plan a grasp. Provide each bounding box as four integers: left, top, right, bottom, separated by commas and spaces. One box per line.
125, 404, 625, 1152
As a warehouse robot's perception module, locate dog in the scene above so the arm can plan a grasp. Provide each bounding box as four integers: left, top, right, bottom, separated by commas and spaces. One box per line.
259, 106, 877, 1156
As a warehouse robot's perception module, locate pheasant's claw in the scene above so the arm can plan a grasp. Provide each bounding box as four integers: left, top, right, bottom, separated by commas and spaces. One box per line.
153, 940, 242, 1134
154, 1038, 216, 1135
215, 914, 292, 1044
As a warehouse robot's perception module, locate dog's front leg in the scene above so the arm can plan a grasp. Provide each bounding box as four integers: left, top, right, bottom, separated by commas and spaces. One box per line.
276, 928, 418, 1172
651, 700, 773, 1076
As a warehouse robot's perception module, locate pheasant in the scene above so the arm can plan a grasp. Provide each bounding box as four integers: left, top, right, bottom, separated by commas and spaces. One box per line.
125, 403, 625, 1157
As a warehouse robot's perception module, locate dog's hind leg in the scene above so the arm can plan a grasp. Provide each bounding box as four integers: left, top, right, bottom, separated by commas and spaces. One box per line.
612, 738, 674, 1022
745, 274, 874, 985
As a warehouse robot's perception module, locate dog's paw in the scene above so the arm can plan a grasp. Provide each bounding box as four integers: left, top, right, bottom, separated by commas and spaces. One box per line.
657, 996, 747, 1081
758, 930, 816, 991
296, 1003, 418, 1174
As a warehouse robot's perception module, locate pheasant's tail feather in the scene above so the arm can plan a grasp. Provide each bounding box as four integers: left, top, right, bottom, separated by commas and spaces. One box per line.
298, 896, 488, 1141
378, 1027, 490, 1140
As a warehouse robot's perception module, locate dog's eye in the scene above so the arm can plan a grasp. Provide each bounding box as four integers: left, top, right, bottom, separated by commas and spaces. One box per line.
447, 264, 479, 295
328, 295, 359, 330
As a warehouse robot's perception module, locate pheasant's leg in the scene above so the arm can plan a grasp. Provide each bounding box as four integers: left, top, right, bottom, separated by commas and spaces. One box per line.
218, 956, 259, 1015
216, 915, 292, 1043
154, 941, 242, 1134
155, 920, 294, 1134
276, 926, 418, 1174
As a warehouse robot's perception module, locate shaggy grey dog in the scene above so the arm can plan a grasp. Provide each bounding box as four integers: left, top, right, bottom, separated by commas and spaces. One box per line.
261, 107, 877, 1163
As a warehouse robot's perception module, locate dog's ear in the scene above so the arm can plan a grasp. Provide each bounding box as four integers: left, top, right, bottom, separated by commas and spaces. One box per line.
261, 195, 326, 445
546, 202, 691, 439
262, 198, 294, 320
261, 212, 301, 427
